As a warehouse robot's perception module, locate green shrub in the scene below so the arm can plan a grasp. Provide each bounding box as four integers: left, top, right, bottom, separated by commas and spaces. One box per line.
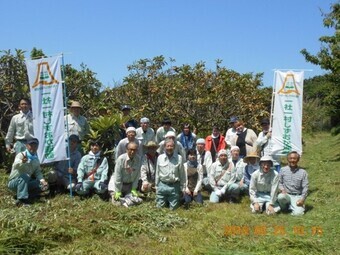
331, 125, 340, 136
303, 98, 331, 132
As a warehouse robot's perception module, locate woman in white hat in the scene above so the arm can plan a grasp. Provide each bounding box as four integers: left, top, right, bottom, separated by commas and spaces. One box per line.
249, 155, 280, 215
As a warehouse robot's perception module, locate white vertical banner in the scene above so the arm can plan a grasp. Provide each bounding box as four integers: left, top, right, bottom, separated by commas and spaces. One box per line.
271, 70, 304, 156
26, 56, 67, 163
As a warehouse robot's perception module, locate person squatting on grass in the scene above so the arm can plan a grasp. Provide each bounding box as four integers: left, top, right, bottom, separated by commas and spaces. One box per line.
209, 149, 240, 204
49, 134, 82, 191
109, 141, 143, 207
239, 151, 260, 194
229, 146, 247, 195
8, 138, 48, 206
196, 138, 213, 191
277, 151, 309, 216
249, 155, 281, 215
155, 138, 186, 210
139, 141, 159, 194
183, 149, 203, 208
75, 139, 108, 196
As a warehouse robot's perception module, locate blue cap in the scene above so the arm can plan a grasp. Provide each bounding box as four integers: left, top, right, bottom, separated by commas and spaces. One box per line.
27, 138, 39, 145
229, 116, 239, 123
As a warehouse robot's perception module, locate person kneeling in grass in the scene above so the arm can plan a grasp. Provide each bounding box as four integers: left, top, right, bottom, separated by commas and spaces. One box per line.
277, 151, 308, 216
109, 141, 143, 207
209, 149, 240, 204
183, 149, 203, 208
8, 138, 48, 206
249, 156, 280, 215
139, 141, 159, 194
75, 139, 108, 197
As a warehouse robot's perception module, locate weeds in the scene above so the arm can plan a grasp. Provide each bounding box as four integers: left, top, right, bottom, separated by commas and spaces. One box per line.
0, 132, 339, 254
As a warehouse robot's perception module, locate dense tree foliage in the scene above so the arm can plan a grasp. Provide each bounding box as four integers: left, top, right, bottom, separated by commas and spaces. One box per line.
0, 49, 29, 138
0, 49, 103, 165
0, 49, 103, 138
103, 56, 271, 136
301, 2, 340, 126
63, 63, 102, 116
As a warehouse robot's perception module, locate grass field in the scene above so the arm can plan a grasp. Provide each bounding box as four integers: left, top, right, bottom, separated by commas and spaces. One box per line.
0, 132, 339, 255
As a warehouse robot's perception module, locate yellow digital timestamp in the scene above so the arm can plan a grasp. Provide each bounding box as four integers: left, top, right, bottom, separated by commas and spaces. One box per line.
223, 225, 323, 236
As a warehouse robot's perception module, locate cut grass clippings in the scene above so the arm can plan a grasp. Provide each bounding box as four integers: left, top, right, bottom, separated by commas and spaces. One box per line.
0, 132, 339, 254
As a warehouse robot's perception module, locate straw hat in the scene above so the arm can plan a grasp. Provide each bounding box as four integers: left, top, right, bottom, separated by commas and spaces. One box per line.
145, 141, 159, 148
243, 152, 260, 164
70, 101, 82, 108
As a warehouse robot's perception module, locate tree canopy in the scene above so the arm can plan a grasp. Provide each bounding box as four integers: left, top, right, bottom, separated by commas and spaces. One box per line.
104, 56, 271, 136
301, 2, 340, 126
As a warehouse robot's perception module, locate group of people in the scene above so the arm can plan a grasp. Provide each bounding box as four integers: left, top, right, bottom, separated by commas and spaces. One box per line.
5, 99, 309, 216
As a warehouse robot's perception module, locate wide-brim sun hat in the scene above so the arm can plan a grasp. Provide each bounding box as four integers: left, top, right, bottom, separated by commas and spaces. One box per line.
259, 155, 273, 166
70, 101, 82, 108
243, 152, 260, 164
145, 141, 159, 148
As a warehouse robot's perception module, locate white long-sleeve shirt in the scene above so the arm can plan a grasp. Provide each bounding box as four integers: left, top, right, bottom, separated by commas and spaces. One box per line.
5, 111, 34, 148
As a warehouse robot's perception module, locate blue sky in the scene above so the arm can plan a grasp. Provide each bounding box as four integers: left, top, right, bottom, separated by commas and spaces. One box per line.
0, 0, 335, 88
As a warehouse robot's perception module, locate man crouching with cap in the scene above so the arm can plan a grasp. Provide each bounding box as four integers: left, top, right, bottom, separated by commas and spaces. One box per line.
75, 139, 108, 197
8, 138, 48, 206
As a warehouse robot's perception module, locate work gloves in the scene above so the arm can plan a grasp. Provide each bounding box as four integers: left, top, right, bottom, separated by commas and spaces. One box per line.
114, 192, 122, 200
131, 189, 139, 197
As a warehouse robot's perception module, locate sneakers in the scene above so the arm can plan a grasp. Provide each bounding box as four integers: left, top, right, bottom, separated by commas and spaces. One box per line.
111, 194, 143, 207
121, 196, 134, 208
129, 195, 143, 204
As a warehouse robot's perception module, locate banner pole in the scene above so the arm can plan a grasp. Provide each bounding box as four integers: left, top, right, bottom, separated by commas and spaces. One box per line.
270, 71, 277, 127
61, 54, 73, 198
